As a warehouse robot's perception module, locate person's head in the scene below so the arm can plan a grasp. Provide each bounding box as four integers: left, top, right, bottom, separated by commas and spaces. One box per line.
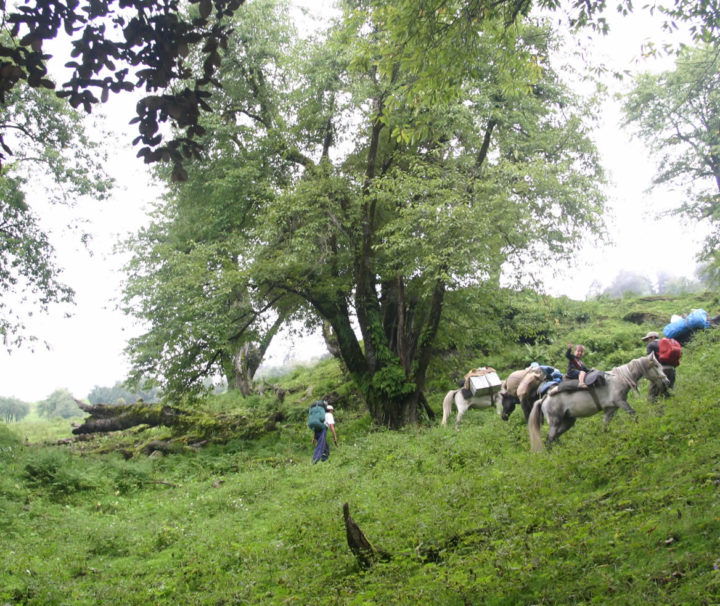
574, 344, 585, 357
641, 331, 660, 343
326, 404, 334, 412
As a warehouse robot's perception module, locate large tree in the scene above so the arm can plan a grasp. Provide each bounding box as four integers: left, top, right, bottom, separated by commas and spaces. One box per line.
127, 0, 605, 426
623, 45, 720, 284
121, 0, 302, 399
3, 0, 718, 349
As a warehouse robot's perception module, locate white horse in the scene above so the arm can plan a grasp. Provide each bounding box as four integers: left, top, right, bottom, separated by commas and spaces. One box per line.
441, 387, 502, 428
528, 353, 669, 451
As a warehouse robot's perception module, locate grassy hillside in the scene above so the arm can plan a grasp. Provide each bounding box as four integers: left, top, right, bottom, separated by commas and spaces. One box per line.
2, 293, 720, 604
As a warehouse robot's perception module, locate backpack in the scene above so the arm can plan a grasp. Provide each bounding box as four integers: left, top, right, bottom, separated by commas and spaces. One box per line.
307, 401, 327, 432
658, 337, 682, 367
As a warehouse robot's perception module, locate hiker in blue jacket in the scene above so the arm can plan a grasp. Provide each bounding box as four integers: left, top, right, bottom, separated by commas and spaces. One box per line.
311, 403, 337, 463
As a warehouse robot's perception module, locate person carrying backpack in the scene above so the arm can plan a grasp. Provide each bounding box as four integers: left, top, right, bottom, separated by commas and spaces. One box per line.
642, 331, 680, 401
308, 400, 338, 464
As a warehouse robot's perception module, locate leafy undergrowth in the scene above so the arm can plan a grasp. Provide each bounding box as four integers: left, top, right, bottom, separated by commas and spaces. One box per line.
1, 296, 720, 604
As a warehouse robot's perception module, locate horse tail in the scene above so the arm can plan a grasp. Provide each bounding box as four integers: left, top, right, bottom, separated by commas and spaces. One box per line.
528, 397, 545, 452
441, 390, 456, 426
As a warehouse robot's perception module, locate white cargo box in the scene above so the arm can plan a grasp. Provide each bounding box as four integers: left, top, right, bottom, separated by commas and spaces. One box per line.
469, 372, 502, 396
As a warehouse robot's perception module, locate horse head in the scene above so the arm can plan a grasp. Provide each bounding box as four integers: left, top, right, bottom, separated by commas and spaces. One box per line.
643, 353, 671, 389
499, 389, 519, 421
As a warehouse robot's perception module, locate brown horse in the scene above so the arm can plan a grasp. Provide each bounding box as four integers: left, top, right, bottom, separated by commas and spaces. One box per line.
499, 366, 545, 422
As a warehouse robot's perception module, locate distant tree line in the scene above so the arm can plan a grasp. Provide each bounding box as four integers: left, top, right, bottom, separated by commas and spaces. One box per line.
595, 270, 708, 299
0, 397, 30, 422
87, 382, 161, 405
36, 389, 81, 419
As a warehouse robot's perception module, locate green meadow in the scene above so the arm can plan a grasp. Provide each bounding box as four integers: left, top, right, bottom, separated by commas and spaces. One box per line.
2, 292, 720, 605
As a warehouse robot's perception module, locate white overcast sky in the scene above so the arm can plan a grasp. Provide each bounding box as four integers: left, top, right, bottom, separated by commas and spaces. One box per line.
0, 2, 706, 402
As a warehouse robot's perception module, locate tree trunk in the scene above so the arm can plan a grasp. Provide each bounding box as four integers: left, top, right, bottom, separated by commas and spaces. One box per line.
232, 342, 255, 396
343, 502, 390, 568
224, 314, 285, 396
72, 400, 188, 434
322, 319, 343, 360
72, 399, 285, 441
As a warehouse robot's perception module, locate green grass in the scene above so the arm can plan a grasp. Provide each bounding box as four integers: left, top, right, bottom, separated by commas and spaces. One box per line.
1, 293, 720, 604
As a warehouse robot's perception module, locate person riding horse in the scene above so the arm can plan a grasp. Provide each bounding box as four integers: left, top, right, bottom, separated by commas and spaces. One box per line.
528, 353, 670, 451
565, 343, 589, 389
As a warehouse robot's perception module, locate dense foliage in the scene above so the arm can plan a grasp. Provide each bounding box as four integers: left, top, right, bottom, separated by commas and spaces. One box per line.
0, 0, 248, 177
2, 0, 720, 356
123, 0, 607, 427
1, 292, 719, 603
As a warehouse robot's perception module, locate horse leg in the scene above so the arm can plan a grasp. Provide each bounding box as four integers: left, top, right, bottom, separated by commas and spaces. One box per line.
544, 412, 561, 447
455, 397, 469, 430
602, 408, 616, 430
546, 413, 576, 448
616, 399, 638, 419
528, 398, 546, 452
441, 390, 456, 426
520, 397, 534, 422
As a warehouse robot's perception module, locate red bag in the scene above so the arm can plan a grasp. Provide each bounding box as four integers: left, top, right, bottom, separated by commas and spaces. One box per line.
658, 337, 682, 366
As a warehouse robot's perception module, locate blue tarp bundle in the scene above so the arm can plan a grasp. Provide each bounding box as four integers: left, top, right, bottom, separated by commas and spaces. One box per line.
663, 309, 710, 341
538, 366, 563, 395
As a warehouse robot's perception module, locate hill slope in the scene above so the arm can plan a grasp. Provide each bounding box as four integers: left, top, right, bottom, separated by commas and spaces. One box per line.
1, 293, 720, 604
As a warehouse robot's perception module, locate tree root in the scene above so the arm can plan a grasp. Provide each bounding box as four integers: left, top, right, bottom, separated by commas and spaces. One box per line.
342, 501, 493, 568
343, 502, 391, 568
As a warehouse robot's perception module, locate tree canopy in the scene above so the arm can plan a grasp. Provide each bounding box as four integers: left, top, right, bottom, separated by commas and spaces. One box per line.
0, 0, 248, 179
3, 0, 720, 355
123, 0, 606, 425
1, 0, 718, 177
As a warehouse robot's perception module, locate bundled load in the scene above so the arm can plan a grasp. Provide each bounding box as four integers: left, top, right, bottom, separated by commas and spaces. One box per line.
663, 309, 710, 342
464, 367, 502, 396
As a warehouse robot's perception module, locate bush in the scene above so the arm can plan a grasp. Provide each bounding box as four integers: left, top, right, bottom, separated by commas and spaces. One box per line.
22, 450, 97, 497
0, 424, 21, 449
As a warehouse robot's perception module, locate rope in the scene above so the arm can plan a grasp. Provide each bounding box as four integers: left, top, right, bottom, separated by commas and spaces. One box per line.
609, 358, 641, 393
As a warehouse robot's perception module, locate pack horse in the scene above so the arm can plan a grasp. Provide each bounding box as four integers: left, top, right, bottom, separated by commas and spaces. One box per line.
528, 353, 669, 451
442, 368, 503, 428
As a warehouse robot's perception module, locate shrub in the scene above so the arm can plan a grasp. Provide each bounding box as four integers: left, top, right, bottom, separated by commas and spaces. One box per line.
22, 450, 97, 497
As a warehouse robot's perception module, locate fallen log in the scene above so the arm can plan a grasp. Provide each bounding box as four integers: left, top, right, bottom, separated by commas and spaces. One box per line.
72, 400, 188, 435
71, 399, 286, 446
